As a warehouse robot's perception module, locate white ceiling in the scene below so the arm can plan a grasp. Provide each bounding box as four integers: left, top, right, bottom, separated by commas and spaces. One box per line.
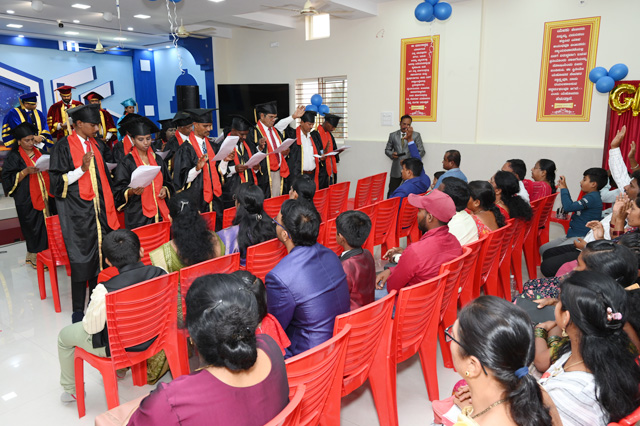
0, 0, 391, 49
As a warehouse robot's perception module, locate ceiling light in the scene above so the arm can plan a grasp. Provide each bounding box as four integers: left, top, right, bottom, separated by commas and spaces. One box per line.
18, 34, 24, 38
134, 14, 150, 19
147, 48, 152, 51
73, 19, 80, 23
165, 45, 171, 48
7, 24, 23, 28
209, 0, 225, 2
103, 12, 113, 22
64, 31, 79, 35
7, 10, 15, 14
114, 37, 126, 41
305, 13, 330, 41
71, 4, 90, 9
31, 1, 43, 12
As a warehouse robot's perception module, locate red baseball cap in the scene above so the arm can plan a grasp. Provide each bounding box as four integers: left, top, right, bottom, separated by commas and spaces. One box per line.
407, 190, 456, 223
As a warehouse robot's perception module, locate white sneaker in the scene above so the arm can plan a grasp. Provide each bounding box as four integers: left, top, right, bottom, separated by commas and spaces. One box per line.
60, 392, 77, 403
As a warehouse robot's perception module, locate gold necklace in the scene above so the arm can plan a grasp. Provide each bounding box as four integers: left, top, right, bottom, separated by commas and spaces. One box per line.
471, 398, 507, 419
564, 359, 584, 371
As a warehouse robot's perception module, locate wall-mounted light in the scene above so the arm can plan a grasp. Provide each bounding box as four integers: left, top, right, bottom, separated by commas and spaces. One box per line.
305, 13, 330, 41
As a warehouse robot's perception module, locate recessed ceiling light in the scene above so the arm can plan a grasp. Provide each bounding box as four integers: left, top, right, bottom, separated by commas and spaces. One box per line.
7, 24, 23, 28
64, 31, 79, 35
7, 10, 15, 14
73, 19, 80, 23
134, 14, 150, 19
127, 27, 133, 31
114, 37, 126, 41
147, 48, 152, 51
71, 4, 91, 9
209, 0, 225, 2
18, 34, 24, 38
165, 45, 171, 48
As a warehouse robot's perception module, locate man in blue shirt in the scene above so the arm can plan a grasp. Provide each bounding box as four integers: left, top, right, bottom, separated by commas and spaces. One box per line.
434, 149, 467, 189
390, 157, 430, 199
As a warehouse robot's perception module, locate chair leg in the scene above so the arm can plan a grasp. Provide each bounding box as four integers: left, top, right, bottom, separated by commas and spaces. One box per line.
131, 361, 147, 387
50, 266, 61, 313
74, 356, 86, 418
438, 322, 454, 369
65, 264, 72, 276
418, 332, 440, 401
511, 252, 523, 293
37, 258, 46, 300
166, 342, 190, 379
101, 369, 120, 410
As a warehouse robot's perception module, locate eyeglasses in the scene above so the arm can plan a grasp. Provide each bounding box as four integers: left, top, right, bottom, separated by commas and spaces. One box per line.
272, 217, 290, 239
444, 325, 488, 375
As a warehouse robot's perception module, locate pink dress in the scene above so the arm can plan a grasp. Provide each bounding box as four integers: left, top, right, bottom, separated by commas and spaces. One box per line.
465, 209, 491, 235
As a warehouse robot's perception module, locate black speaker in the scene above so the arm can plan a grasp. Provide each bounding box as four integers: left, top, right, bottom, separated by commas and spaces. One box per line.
176, 85, 200, 110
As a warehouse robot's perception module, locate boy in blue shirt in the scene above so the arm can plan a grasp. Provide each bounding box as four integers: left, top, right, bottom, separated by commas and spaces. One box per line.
540, 167, 608, 256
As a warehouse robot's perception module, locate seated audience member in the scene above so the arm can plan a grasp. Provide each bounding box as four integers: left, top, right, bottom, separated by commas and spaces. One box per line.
58, 230, 166, 403
375, 190, 462, 296
434, 149, 466, 189
491, 171, 533, 221
528, 159, 557, 201
266, 199, 350, 357
467, 180, 506, 234
440, 177, 479, 245
539, 167, 607, 256
289, 174, 316, 203
233, 270, 291, 355
149, 193, 223, 273
336, 210, 376, 310
538, 271, 640, 426
389, 157, 430, 199
502, 158, 530, 203
442, 296, 555, 426
217, 183, 276, 263
430, 171, 445, 190
128, 274, 290, 425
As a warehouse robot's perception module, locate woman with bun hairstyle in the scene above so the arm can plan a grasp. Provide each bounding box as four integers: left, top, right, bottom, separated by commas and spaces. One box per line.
491, 171, 533, 221
128, 273, 289, 425
466, 180, 506, 234
529, 159, 556, 201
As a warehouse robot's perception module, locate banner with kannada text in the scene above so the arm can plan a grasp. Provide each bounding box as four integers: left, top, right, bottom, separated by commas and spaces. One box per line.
400, 35, 439, 122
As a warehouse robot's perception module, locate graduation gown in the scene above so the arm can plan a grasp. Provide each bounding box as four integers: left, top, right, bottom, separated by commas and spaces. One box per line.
159, 133, 187, 175
98, 109, 118, 146
112, 135, 134, 164
113, 151, 174, 229
2, 107, 53, 149
285, 126, 322, 188
46, 100, 83, 140
1, 148, 53, 253
310, 128, 339, 189
219, 131, 258, 209
248, 123, 290, 197
49, 133, 120, 281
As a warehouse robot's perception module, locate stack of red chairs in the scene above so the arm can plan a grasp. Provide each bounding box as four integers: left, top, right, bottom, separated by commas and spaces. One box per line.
347, 175, 373, 210
369, 172, 387, 205
372, 197, 400, 253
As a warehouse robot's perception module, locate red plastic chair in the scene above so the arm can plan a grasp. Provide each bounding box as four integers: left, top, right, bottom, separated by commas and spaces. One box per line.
509, 218, 528, 293
609, 406, 640, 426
382, 272, 448, 425
313, 188, 329, 223
393, 197, 420, 247
458, 235, 486, 307
473, 226, 506, 299
264, 194, 289, 219
36, 215, 71, 313
536, 192, 559, 265
326, 291, 396, 426
356, 204, 377, 254
522, 198, 546, 280
348, 175, 373, 210
74, 272, 188, 417
327, 181, 350, 220
265, 384, 306, 426
372, 198, 400, 254
97, 266, 119, 284
497, 220, 517, 300
245, 238, 288, 281
201, 211, 217, 231
222, 206, 236, 229
322, 219, 343, 256
131, 221, 171, 266
369, 172, 387, 205
285, 325, 351, 426
317, 221, 326, 246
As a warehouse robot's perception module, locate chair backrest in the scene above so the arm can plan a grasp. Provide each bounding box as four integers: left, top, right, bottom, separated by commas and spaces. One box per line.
477, 227, 505, 283
285, 325, 351, 426
369, 172, 387, 205
609, 405, 640, 426
45, 215, 70, 264
313, 188, 330, 223
355, 204, 376, 254
97, 266, 119, 283
317, 221, 326, 246
222, 206, 236, 229
333, 291, 396, 396
538, 192, 559, 237
498, 220, 515, 265
353, 176, 374, 209
396, 197, 418, 239
131, 221, 171, 265
179, 253, 241, 317
327, 182, 350, 220
458, 236, 485, 306
264, 385, 306, 426
393, 271, 448, 363
105, 272, 179, 369
245, 238, 288, 281
523, 198, 545, 242
322, 219, 343, 256
437, 248, 470, 322
200, 211, 217, 232
372, 198, 400, 247
264, 194, 289, 219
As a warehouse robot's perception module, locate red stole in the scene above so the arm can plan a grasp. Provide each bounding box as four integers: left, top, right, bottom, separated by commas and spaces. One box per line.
317, 126, 336, 176
68, 131, 120, 230
296, 127, 319, 189
18, 147, 50, 211
131, 147, 170, 221
176, 132, 184, 146
188, 132, 222, 202
232, 140, 258, 185
123, 134, 134, 156
258, 121, 290, 178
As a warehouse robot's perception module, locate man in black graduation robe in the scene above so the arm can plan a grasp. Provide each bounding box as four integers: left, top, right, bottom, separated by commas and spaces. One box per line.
160, 111, 192, 173
49, 104, 120, 323
310, 113, 341, 189
285, 111, 323, 188
111, 113, 142, 164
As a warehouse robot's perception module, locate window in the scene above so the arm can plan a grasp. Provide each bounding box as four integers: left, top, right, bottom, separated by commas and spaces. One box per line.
295, 76, 348, 139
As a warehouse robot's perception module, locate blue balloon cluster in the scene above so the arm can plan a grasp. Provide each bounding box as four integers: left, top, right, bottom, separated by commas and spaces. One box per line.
589, 64, 629, 94
415, 0, 452, 22
307, 94, 330, 116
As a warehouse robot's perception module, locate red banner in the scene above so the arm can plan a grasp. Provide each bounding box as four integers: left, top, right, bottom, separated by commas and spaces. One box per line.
537, 17, 600, 121
400, 35, 439, 122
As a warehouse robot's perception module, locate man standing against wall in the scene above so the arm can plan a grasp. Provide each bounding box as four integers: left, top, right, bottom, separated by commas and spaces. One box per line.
385, 115, 425, 197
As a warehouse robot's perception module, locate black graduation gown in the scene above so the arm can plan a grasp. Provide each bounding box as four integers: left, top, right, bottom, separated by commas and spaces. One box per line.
0, 149, 52, 253
112, 152, 174, 230
172, 139, 223, 228
247, 124, 292, 198
285, 127, 324, 183
161, 136, 180, 164
219, 130, 256, 210
95, 137, 115, 164
49, 137, 116, 281
310, 130, 340, 189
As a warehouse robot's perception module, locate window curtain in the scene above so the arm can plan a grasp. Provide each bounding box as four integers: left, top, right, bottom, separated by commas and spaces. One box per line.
602, 80, 640, 169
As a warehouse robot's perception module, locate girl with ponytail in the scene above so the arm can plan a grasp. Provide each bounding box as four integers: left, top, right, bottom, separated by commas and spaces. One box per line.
491, 171, 533, 221
530, 159, 557, 199
467, 180, 507, 233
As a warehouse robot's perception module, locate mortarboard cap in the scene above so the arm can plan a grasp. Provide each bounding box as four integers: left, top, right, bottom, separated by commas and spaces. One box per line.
300, 111, 317, 123
120, 116, 160, 137
172, 111, 193, 127
255, 101, 278, 116
67, 104, 101, 124
20, 92, 38, 103
84, 92, 104, 101
55, 85, 75, 95
120, 98, 136, 107
186, 108, 215, 124
117, 113, 143, 132
323, 113, 341, 128
158, 119, 175, 130
230, 115, 253, 132
11, 122, 39, 141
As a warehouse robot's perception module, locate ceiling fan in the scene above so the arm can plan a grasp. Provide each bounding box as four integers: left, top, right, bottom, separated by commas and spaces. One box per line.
263, 0, 351, 17
78, 37, 129, 53
174, 19, 215, 39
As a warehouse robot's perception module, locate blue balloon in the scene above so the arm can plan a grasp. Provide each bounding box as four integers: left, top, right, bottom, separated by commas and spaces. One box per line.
425, 0, 439, 5
319, 104, 330, 115
433, 2, 452, 20
414, 2, 434, 22
305, 104, 318, 112
588, 67, 608, 84
595, 76, 615, 94
609, 64, 629, 82
424, 14, 436, 22
310, 94, 323, 107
